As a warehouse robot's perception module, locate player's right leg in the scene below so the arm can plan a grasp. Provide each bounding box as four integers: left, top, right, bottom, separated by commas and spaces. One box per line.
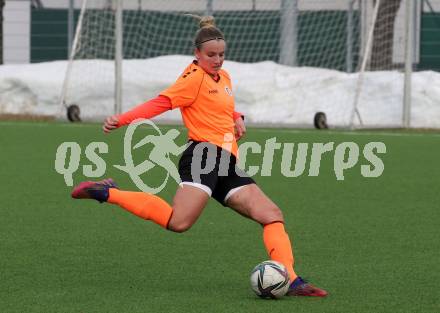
71, 179, 209, 232
167, 184, 210, 232
71, 141, 215, 232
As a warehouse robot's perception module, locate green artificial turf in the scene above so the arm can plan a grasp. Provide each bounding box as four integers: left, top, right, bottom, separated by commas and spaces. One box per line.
0, 121, 439, 313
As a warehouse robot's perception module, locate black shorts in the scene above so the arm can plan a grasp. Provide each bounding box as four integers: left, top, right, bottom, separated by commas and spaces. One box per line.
178, 141, 255, 205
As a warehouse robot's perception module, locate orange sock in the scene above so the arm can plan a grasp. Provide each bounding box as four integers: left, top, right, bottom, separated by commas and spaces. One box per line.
108, 189, 173, 228
263, 222, 298, 282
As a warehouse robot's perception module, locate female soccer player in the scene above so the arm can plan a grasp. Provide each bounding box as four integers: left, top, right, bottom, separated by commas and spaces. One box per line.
72, 15, 327, 297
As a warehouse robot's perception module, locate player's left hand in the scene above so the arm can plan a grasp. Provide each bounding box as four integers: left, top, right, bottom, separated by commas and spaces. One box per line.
234, 117, 246, 141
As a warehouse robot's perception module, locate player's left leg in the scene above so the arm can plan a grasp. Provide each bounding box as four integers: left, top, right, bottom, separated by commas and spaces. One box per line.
224, 184, 294, 278
225, 184, 328, 297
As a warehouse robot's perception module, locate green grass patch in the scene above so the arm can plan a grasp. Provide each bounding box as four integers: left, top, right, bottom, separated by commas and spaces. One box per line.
0, 121, 439, 313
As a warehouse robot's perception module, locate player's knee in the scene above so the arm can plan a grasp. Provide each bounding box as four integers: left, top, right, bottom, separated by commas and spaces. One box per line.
169, 220, 193, 233
258, 206, 284, 225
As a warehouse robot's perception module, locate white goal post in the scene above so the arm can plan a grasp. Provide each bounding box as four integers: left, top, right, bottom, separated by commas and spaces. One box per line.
60, 0, 418, 128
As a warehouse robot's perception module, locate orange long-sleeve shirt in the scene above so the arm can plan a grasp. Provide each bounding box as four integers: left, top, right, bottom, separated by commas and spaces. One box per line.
117, 62, 243, 156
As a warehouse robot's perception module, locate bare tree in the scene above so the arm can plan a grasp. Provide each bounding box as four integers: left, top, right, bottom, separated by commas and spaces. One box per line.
370, 0, 403, 70
31, 0, 43, 8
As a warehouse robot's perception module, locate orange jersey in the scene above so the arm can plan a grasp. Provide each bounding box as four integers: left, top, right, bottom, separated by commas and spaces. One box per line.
160, 61, 238, 157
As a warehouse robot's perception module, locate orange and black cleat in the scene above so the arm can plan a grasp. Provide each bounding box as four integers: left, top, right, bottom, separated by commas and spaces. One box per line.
71, 178, 118, 203
287, 277, 328, 297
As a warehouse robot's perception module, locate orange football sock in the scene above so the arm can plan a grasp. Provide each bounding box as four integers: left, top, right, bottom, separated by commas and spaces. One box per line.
108, 189, 173, 228
263, 222, 298, 282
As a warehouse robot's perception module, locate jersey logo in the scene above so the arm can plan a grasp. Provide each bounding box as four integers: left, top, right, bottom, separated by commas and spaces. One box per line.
225, 86, 232, 96
209, 89, 219, 94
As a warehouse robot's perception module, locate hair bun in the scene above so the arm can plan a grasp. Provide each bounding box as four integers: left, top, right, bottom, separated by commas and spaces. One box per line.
199, 16, 216, 28
184, 14, 217, 28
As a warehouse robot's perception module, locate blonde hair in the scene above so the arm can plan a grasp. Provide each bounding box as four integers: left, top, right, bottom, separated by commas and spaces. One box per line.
185, 14, 225, 49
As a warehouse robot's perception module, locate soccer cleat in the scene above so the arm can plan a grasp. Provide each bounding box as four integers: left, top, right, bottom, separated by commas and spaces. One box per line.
71, 178, 118, 203
286, 276, 328, 297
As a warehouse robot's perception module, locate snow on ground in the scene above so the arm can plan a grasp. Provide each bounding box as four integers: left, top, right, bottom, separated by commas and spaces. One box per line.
0, 55, 439, 128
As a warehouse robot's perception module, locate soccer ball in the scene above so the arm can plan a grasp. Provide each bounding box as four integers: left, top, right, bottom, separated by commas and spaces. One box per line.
250, 260, 290, 299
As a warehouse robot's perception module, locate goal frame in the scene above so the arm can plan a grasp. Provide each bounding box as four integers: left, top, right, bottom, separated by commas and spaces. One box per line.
60, 0, 418, 129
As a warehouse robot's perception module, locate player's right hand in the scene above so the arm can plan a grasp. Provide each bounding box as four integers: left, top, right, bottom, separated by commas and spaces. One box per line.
103, 115, 119, 133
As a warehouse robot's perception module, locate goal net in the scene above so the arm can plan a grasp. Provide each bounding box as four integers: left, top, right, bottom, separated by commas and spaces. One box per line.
60, 0, 412, 128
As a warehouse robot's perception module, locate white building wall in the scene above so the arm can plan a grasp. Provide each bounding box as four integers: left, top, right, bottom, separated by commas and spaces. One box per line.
2, 0, 437, 65
3, 0, 30, 64
38, 0, 354, 11
36, 0, 440, 11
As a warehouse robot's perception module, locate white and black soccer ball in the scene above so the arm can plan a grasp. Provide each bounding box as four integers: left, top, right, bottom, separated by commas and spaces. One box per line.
250, 260, 290, 299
